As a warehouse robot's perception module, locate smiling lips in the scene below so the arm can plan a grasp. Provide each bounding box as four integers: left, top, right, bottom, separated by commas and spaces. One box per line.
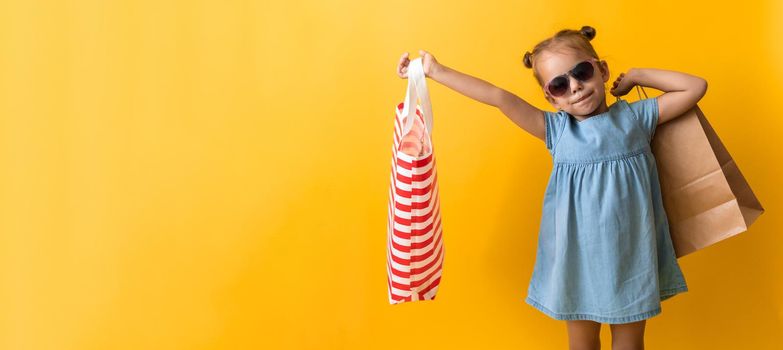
573, 91, 592, 104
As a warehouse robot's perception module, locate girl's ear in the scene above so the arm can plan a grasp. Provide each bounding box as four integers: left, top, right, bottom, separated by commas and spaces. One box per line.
599, 60, 610, 82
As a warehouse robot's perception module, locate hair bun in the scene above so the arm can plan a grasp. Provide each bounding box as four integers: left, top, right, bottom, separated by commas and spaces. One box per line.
580, 25, 596, 41
523, 51, 533, 69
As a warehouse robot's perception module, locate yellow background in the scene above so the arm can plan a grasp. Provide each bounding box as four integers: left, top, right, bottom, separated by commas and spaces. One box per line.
1, 0, 781, 349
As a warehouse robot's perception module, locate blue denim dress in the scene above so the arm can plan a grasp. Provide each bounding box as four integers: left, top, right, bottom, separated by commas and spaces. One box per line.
525, 97, 689, 324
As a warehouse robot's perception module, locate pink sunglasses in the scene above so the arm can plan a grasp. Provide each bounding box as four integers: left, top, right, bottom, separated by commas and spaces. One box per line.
543, 58, 600, 98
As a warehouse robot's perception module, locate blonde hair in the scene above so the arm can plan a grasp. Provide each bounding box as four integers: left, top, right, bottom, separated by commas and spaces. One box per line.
523, 25, 601, 87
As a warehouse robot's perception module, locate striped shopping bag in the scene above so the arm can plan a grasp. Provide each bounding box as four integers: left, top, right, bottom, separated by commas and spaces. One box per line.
386, 58, 445, 304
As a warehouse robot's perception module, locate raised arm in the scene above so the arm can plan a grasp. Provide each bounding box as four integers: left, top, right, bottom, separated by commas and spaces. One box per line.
624, 68, 708, 124
428, 63, 546, 142
397, 52, 546, 142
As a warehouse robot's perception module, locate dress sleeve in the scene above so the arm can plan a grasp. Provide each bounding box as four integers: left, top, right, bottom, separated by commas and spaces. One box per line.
544, 110, 567, 151
628, 97, 660, 141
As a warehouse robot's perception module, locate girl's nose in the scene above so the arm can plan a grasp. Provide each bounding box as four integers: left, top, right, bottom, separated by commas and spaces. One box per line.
569, 76, 584, 94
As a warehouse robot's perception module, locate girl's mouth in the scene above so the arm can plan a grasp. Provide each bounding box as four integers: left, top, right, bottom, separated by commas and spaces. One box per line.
574, 91, 592, 104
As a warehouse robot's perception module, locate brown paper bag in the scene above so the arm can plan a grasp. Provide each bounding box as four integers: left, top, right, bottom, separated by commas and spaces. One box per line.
650, 99, 765, 258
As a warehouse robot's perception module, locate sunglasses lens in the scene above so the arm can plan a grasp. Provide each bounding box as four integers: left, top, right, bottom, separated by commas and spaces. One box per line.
572, 61, 595, 81
548, 76, 569, 97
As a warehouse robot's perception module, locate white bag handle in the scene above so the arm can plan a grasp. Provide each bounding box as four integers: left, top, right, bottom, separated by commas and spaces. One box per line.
400, 58, 434, 137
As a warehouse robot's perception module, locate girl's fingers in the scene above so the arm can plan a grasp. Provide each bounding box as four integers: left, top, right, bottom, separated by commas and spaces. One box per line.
398, 62, 409, 75
398, 53, 409, 67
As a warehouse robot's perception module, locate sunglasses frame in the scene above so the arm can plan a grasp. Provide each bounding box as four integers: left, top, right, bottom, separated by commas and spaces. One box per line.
543, 58, 601, 98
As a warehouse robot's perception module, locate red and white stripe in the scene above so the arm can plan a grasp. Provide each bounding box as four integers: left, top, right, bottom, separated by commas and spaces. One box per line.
387, 102, 445, 304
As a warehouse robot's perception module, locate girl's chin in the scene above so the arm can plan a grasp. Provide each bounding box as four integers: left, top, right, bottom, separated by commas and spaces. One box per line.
574, 99, 592, 111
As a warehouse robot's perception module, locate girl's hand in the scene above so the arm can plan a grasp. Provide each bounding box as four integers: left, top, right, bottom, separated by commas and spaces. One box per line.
397, 50, 440, 79
610, 71, 636, 97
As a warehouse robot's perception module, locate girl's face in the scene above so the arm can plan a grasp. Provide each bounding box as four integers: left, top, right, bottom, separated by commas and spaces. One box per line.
537, 48, 610, 117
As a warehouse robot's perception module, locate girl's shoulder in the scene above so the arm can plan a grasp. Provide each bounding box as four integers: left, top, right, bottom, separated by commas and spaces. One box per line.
623, 97, 659, 140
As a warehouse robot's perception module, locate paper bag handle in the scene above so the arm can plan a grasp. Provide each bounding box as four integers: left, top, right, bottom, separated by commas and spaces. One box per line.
635, 85, 649, 100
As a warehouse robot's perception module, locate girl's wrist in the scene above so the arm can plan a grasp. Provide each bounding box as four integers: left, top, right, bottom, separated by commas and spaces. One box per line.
628, 68, 645, 86
429, 62, 445, 80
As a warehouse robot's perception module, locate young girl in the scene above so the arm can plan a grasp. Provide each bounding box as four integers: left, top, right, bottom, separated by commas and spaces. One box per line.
396, 26, 707, 350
